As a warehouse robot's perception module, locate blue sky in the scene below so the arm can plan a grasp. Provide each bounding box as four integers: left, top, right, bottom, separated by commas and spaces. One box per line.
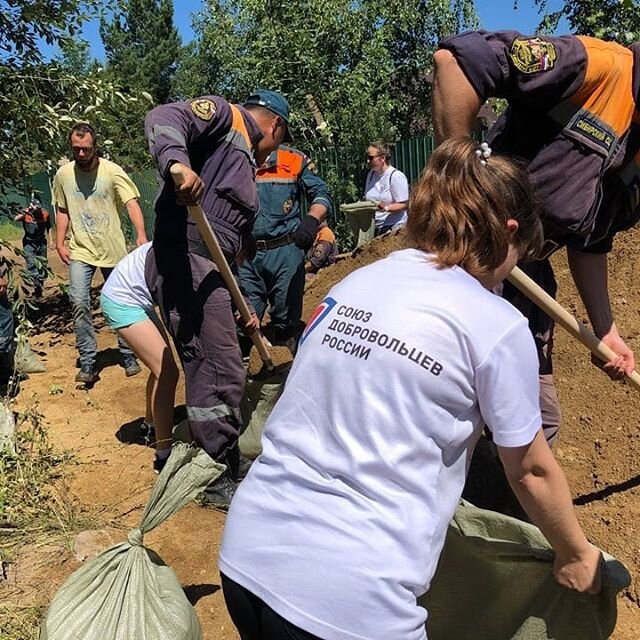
76, 0, 567, 61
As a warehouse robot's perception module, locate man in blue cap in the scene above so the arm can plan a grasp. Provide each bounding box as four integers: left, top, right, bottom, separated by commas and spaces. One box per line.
144, 89, 290, 509
239, 91, 332, 356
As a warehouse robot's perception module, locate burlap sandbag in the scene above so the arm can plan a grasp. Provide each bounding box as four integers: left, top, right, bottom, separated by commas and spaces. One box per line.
239, 369, 288, 459
421, 500, 630, 640
40, 443, 224, 640
15, 336, 45, 374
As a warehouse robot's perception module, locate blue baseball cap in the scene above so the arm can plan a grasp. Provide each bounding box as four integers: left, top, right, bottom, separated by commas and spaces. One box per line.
244, 89, 292, 141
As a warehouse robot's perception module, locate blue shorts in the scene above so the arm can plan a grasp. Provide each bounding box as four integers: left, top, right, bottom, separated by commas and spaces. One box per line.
101, 293, 157, 330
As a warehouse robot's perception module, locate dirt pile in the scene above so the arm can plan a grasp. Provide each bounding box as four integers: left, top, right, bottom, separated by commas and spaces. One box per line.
2, 228, 640, 639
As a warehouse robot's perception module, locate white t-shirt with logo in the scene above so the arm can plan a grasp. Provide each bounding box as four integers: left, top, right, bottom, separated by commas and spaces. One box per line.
219, 249, 541, 640
364, 165, 410, 229
102, 242, 154, 310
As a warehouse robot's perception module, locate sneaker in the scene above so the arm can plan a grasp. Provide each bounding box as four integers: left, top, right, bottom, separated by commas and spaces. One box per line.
123, 358, 142, 377
75, 366, 98, 385
196, 473, 237, 511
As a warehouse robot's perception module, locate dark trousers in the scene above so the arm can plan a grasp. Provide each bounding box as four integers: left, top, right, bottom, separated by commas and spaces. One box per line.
23, 240, 47, 289
145, 247, 245, 460
221, 574, 323, 640
0, 294, 14, 354
238, 243, 306, 337
502, 257, 557, 375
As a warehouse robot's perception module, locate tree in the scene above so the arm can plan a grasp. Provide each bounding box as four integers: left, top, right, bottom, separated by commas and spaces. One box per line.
174, 0, 477, 205
533, 0, 640, 41
0, 0, 140, 197
0, 0, 147, 325
99, 0, 181, 104
96, 0, 181, 169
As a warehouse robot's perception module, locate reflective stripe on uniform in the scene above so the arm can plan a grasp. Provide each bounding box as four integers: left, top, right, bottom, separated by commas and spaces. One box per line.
187, 403, 237, 423
226, 105, 252, 156
148, 124, 187, 148
256, 176, 298, 184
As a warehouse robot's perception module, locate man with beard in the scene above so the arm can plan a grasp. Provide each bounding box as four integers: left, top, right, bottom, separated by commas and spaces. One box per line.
53, 122, 148, 384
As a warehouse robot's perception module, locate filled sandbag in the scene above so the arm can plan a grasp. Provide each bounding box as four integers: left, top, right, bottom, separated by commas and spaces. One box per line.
40, 443, 224, 640
14, 335, 45, 374
421, 500, 630, 640
239, 369, 288, 459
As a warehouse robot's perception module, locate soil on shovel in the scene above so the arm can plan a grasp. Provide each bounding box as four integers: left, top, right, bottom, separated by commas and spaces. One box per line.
3, 228, 640, 639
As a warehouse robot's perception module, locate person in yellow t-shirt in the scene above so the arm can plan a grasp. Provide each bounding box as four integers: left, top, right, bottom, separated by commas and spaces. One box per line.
53, 122, 148, 385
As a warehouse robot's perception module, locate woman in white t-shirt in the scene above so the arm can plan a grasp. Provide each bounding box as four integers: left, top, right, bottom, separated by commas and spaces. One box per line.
364, 139, 410, 234
218, 138, 602, 640
101, 242, 179, 473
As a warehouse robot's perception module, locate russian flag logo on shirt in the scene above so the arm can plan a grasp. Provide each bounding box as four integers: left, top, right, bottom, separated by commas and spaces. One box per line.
300, 296, 337, 346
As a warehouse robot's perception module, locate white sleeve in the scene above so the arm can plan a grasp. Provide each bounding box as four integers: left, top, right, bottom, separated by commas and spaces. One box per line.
389, 170, 409, 202
475, 318, 542, 448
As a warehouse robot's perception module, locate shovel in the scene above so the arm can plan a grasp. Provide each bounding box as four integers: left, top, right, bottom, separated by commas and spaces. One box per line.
170, 165, 274, 371
507, 266, 640, 392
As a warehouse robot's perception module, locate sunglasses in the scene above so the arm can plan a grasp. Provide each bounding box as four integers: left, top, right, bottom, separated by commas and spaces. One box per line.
366, 154, 383, 161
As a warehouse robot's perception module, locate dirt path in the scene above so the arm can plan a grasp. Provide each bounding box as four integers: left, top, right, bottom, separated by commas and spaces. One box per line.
4, 232, 640, 638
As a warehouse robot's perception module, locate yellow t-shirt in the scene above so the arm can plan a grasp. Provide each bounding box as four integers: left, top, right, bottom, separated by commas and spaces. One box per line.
53, 159, 141, 267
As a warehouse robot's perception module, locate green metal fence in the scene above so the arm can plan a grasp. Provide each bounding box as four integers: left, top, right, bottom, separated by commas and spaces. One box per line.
393, 136, 436, 185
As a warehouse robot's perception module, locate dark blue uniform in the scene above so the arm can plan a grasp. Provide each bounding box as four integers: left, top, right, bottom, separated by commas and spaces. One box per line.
238, 145, 332, 346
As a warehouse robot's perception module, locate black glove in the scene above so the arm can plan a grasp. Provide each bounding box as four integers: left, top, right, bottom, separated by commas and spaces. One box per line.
241, 232, 257, 262
293, 215, 320, 251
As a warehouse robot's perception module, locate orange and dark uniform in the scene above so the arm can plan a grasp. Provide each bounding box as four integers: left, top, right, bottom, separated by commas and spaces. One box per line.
144, 95, 263, 470
439, 31, 640, 377
238, 145, 332, 347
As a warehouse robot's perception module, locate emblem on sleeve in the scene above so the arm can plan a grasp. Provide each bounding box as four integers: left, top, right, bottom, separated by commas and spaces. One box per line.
190, 98, 217, 121
510, 38, 557, 74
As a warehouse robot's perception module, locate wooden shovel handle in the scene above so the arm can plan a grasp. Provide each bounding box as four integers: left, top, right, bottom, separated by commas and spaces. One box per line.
170, 165, 274, 370
507, 266, 640, 392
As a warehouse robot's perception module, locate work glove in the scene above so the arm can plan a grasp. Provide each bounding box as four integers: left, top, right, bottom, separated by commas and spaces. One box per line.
293, 215, 320, 251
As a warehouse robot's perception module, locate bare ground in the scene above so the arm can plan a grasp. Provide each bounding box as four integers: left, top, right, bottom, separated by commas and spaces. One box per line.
3, 228, 640, 638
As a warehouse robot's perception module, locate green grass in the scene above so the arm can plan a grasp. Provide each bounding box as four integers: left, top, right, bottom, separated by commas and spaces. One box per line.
0, 222, 23, 242
0, 401, 95, 640
0, 403, 78, 547
0, 602, 47, 640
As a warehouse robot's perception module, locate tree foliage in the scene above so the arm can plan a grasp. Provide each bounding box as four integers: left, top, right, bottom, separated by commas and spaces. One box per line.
99, 0, 181, 104
175, 0, 477, 204
0, 1, 146, 192
534, 0, 640, 41
97, 0, 181, 169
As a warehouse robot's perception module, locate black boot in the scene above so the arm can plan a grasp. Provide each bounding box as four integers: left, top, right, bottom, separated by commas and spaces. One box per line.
197, 445, 240, 511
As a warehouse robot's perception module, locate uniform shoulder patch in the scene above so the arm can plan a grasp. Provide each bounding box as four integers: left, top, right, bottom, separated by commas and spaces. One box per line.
306, 160, 318, 175
190, 98, 217, 121
510, 38, 557, 74
313, 243, 326, 258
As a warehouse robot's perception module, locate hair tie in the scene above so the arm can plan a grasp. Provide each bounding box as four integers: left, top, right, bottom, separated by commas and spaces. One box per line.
475, 142, 492, 165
